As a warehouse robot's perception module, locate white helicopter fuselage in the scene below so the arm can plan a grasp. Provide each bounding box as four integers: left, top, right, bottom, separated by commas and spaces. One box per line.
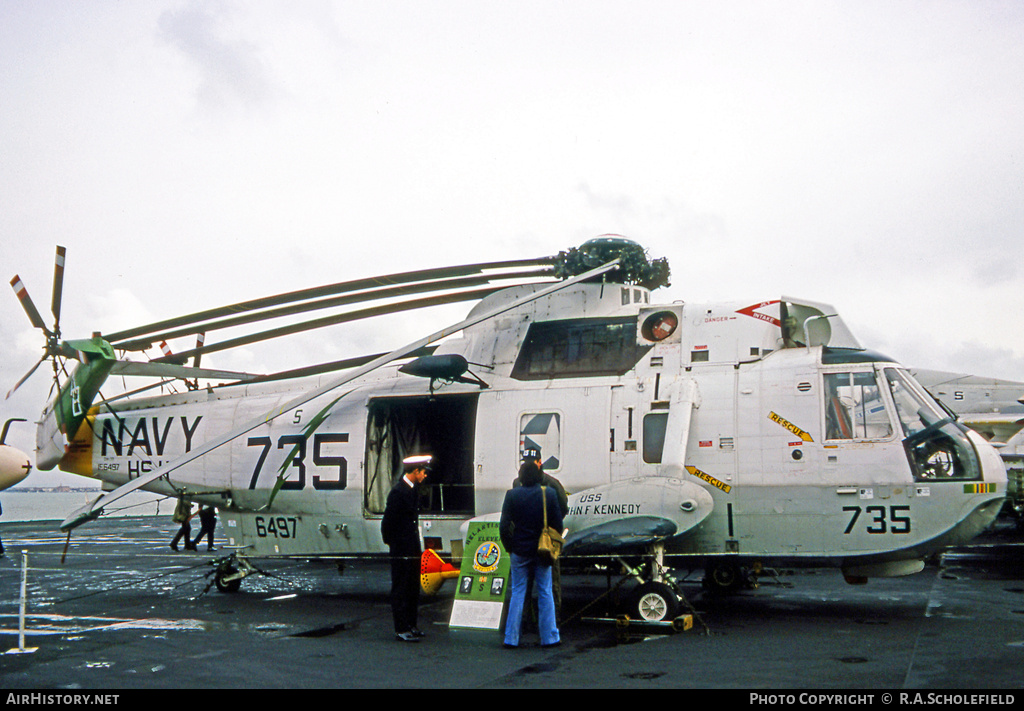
50, 282, 1007, 579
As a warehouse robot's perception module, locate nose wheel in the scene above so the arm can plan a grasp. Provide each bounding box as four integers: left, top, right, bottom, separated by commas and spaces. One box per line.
630, 580, 680, 622
617, 543, 691, 623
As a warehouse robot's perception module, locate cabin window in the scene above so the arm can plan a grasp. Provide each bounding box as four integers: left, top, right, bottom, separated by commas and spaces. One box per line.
511, 317, 652, 380
883, 368, 982, 482
364, 394, 478, 515
519, 412, 562, 472
823, 371, 893, 440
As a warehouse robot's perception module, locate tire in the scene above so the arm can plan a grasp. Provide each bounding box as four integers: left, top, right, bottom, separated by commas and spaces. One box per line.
704, 561, 742, 593
215, 563, 242, 593
629, 581, 680, 622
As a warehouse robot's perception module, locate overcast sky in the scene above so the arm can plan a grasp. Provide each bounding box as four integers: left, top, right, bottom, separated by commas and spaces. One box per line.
2, 1, 1023, 480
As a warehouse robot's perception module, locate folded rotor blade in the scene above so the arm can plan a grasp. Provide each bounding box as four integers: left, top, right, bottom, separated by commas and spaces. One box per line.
60, 258, 619, 532
110, 268, 555, 351
148, 285, 516, 365
246, 346, 437, 384
101, 257, 556, 345
108, 361, 256, 381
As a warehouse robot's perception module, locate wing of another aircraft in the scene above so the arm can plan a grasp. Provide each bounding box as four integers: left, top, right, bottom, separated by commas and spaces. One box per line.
957, 413, 1024, 444
913, 368, 1024, 445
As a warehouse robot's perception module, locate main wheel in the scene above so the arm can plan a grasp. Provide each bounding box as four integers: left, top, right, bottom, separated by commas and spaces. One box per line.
704, 561, 743, 593
215, 562, 242, 593
629, 581, 680, 622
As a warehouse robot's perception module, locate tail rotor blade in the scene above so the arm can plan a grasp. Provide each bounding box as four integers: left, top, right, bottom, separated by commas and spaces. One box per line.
5, 354, 46, 400
51, 245, 66, 330
10, 275, 50, 335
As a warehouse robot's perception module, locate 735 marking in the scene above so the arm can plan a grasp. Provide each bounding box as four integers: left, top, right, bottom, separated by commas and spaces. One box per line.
843, 505, 911, 534
247, 433, 349, 490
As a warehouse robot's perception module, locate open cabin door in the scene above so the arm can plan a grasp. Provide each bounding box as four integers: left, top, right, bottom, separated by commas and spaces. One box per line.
364, 393, 479, 517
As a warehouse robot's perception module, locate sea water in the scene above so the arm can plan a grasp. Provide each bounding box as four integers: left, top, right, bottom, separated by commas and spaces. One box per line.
0, 488, 167, 523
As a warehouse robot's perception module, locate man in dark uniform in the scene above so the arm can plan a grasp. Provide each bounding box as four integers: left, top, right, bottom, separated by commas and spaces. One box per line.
191, 505, 218, 551
380, 454, 432, 642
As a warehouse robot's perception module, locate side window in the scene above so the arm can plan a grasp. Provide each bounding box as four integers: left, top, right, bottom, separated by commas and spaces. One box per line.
511, 318, 652, 380
519, 413, 561, 472
824, 371, 893, 441
642, 412, 669, 463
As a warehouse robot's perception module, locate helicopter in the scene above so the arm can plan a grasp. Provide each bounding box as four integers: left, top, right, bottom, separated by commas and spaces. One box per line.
7, 237, 1008, 621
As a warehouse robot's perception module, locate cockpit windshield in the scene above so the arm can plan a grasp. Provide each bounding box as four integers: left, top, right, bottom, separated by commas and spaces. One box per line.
883, 368, 981, 482
883, 368, 948, 438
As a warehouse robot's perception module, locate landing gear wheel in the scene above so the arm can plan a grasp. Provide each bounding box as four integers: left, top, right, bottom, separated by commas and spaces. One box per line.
215, 562, 242, 593
629, 581, 680, 622
704, 561, 742, 593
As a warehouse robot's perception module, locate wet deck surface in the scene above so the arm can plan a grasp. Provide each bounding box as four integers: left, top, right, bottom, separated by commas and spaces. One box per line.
1, 517, 1022, 690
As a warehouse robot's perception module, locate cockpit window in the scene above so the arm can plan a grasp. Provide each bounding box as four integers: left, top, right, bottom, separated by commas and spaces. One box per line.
824, 371, 893, 440
883, 368, 981, 481
884, 368, 946, 438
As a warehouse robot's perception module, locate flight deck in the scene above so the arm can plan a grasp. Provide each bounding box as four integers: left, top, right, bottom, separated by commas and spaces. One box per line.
0, 516, 1021, 690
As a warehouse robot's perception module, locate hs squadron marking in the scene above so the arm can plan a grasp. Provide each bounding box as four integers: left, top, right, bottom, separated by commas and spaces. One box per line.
7, 237, 1007, 620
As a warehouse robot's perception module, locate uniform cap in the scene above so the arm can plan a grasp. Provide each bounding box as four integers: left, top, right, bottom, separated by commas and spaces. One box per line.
403, 454, 433, 470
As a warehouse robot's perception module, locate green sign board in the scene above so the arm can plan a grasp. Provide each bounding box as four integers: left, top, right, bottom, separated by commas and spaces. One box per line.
449, 521, 510, 631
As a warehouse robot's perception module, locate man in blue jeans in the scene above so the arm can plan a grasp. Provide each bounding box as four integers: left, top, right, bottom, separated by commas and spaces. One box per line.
499, 459, 564, 648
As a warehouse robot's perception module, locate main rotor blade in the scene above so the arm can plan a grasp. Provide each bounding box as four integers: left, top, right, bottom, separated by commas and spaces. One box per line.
51, 245, 66, 329
110, 267, 555, 352
10, 276, 50, 334
102, 257, 556, 344
60, 258, 620, 531
147, 285, 518, 365
244, 346, 437, 384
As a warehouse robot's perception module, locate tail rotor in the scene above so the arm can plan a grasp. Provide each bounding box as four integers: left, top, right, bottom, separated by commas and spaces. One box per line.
7, 245, 69, 399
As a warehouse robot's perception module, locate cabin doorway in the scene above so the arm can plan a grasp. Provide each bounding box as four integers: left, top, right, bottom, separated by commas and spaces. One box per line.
364, 394, 478, 516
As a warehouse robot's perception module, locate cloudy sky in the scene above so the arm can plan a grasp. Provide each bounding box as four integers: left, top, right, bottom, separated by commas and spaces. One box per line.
2, 1, 1023, 475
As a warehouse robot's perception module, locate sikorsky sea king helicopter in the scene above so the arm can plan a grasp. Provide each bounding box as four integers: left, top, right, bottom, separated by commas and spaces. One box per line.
8, 237, 1007, 620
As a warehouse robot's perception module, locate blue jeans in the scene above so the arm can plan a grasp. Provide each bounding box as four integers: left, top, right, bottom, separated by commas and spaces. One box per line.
504, 552, 560, 647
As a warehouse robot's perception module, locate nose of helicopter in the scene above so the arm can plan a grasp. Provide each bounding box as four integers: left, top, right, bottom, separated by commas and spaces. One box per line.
949, 430, 1008, 544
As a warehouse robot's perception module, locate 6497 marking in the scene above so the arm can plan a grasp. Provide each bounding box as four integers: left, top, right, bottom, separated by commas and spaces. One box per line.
255, 515, 298, 539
